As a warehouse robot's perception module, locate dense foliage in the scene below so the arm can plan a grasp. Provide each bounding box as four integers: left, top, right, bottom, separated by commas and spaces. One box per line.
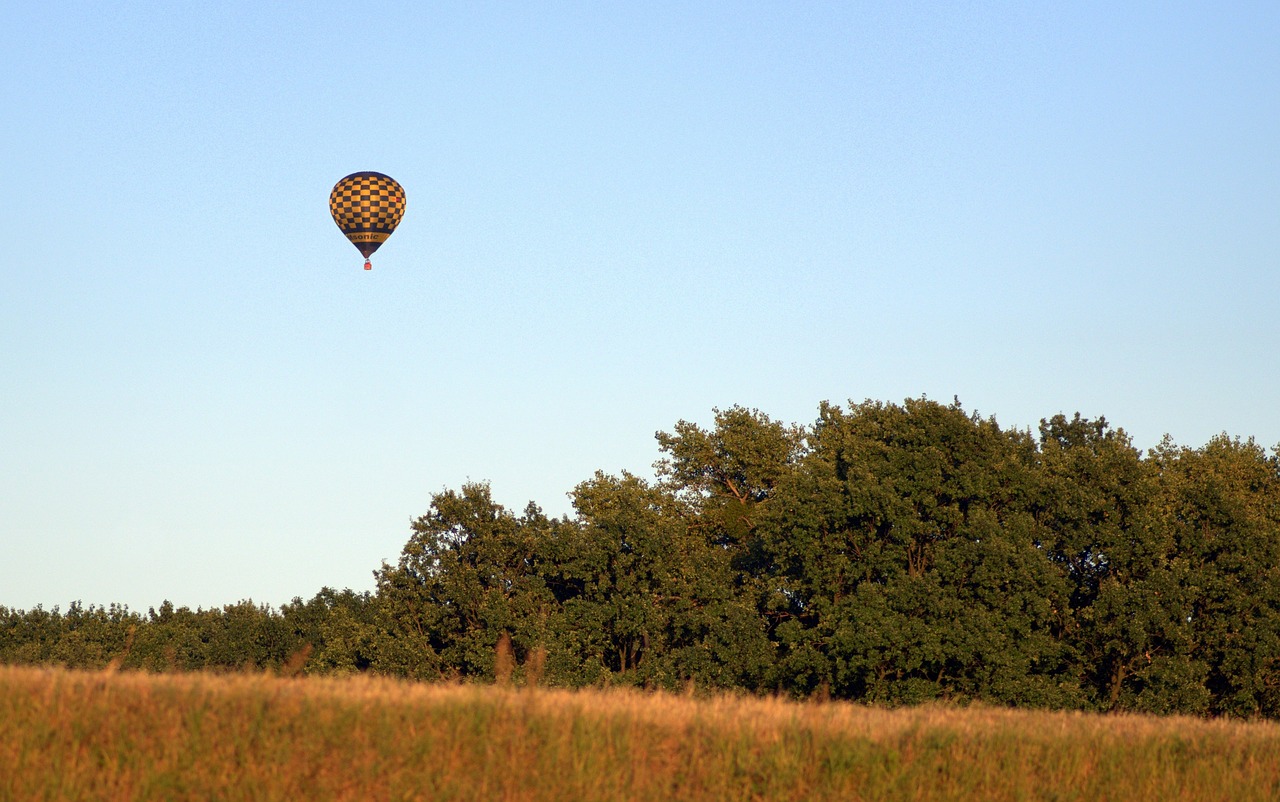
5, 398, 1279, 717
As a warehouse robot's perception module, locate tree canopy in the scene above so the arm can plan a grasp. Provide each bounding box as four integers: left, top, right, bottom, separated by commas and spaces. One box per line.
4, 397, 1279, 718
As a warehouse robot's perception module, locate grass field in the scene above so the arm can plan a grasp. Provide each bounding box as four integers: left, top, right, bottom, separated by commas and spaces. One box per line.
2, 665, 1279, 801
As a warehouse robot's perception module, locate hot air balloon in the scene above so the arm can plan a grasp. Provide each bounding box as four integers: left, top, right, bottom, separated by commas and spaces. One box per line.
329, 172, 407, 270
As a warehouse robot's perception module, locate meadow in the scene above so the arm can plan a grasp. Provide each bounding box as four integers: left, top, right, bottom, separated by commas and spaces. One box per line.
3, 665, 1279, 801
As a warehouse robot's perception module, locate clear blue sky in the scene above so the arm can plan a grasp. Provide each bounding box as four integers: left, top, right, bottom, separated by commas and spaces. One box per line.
3, 2, 1277, 612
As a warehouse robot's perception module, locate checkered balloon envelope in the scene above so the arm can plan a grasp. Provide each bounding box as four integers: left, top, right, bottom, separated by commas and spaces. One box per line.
329, 172, 407, 269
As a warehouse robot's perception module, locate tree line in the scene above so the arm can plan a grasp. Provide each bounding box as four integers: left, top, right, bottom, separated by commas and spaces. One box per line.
4, 398, 1279, 717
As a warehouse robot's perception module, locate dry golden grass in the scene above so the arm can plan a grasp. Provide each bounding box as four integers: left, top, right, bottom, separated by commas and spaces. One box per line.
3, 664, 1279, 801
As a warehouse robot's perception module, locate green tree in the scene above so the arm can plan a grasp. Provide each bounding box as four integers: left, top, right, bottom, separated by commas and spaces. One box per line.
561, 471, 773, 690
757, 398, 1078, 704
1032, 413, 1175, 711
375, 483, 559, 681
280, 588, 381, 675
655, 405, 805, 548
1149, 435, 1280, 716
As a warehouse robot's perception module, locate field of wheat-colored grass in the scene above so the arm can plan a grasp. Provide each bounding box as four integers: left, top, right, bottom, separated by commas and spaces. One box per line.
3, 664, 1279, 801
